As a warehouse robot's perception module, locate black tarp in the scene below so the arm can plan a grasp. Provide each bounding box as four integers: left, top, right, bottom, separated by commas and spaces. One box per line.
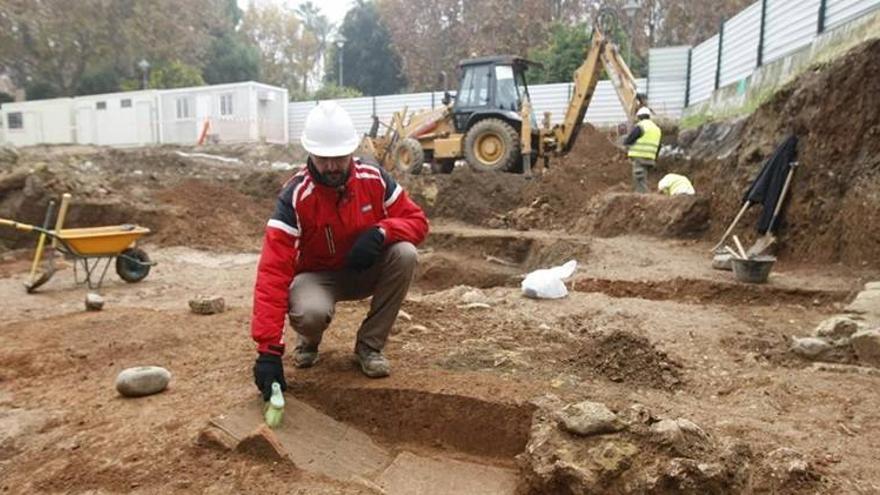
741, 135, 798, 234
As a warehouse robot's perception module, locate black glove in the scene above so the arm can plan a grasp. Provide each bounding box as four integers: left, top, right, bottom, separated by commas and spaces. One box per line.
253, 353, 287, 401
345, 227, 385, 271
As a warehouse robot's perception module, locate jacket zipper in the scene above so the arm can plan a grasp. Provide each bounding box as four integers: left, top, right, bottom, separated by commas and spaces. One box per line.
324, 226, 336, 255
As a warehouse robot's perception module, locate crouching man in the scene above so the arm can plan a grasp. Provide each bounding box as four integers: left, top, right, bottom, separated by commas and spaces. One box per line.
251, 101, 429, 401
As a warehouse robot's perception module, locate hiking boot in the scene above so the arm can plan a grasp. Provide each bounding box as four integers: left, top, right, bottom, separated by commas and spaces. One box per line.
355, 346, 390, 378
292, 345, 319, 368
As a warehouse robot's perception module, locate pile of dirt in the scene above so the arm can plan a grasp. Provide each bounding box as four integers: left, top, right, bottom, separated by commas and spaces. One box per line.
584, 192, 710, 238
151, 179, 271, 251
572, 330, 683, 390
678, 38, 880, 268
399, 124, 630, 231
0, 145, 285, 252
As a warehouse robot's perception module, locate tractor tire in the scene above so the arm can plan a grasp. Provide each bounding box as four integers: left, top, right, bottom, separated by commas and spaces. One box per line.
392, 138, 425, 175
116, 247, 151, 283
430, 159, 456, 174
463, 119, 520, 173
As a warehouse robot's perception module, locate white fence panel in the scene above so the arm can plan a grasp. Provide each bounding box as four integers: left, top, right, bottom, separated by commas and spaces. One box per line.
763, 0, 821, 64
648, 46, 690, 118
689, 35, 720, 104
825, 0, 880, 29
719, 2, 761, 86
288, 101, 315, 142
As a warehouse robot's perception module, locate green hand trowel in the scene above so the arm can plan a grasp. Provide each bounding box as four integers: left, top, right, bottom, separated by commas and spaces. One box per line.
264, 382, 285, 428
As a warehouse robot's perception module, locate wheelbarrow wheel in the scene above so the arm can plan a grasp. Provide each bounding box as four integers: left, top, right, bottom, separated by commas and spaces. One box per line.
116, 248, 151, 283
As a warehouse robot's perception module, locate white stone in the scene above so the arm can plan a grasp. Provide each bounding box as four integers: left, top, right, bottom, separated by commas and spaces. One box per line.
790, 337, 832, 358
557, 401, 625, 436
85, 292, 104, 311
115, 366, 171, 397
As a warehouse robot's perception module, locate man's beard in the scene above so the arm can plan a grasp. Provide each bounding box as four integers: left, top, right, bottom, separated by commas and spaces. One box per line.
308, 160, 349, 188
321, 170, 348, 187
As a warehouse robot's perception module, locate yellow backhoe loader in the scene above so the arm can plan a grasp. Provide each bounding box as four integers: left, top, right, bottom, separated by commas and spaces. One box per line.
360, 27, 646, 175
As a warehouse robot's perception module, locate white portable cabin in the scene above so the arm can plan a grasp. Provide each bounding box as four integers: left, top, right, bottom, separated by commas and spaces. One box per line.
0, 98, 75, 146
158, 82, 288, 145
73, 90, 159, 146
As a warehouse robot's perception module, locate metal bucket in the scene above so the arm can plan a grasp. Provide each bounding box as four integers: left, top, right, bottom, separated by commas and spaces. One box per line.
731, 255, 776, 284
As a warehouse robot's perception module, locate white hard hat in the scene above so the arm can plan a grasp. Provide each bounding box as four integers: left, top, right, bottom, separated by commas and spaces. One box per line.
300, 101, 360, 156
636, 106, 651, 118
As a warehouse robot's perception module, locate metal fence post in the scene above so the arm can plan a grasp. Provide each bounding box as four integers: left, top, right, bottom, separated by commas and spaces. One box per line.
817, 0, 828, 33
715, 18, 725, 90
684, 48, 693, 108
757, 0, 768, 67
372, 96, 376, 118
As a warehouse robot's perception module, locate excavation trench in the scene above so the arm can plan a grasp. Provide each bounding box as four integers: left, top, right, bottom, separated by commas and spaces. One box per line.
203, 383, 536, 495
416, 228, 851, 306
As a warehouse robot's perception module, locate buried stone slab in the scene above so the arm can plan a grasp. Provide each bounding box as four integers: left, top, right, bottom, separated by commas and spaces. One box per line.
204, 394, 521, 494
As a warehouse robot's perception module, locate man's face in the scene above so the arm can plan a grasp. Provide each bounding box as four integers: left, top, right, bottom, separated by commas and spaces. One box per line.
311, 154, 351, 187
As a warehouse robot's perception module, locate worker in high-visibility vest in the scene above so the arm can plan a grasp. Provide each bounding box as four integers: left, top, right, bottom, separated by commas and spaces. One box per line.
623, 107, 662, 193
658, 173, 695, 196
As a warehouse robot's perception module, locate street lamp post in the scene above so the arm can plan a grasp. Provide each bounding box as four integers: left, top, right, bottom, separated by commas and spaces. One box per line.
137, 59, 150, 90
622, 0, 641, 68
335, 37, 346, 87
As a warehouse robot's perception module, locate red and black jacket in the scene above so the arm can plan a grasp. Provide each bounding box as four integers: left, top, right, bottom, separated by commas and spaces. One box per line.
251, 158, 429, 355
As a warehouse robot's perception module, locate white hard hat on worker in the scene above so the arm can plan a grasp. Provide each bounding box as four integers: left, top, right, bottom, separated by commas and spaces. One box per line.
300, 101, 360, 157
636, 106, 652, 118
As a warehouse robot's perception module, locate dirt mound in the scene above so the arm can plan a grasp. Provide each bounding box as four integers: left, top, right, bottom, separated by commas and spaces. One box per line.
399, 125, 630, 231
585, 192, 710, 238
679, 38, 880, 267
151, 180, 271, 251
572, 330, 683, 390
0, 145, 285, 252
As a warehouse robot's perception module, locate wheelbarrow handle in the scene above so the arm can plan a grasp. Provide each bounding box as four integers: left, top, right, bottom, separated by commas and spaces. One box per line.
0, 218, 53, 236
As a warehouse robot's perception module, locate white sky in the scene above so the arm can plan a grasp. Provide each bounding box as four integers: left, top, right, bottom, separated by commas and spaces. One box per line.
238, 0, 355, 28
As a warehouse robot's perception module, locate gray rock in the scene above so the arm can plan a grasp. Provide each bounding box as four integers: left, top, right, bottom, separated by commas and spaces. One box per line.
845, 283, 880, 317
189, 295, 226, 315
650, 418, 710, 455
85, 293, 105, 311
814, 316, 863, 340
558, 401, 625, 436
712, 253, 733, 271
851, 329, 880, 367
790, 337, 832, 358
115, 366, 171, 397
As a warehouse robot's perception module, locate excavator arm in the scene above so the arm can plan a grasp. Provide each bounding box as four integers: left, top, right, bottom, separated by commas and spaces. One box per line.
546, 28, 644, 155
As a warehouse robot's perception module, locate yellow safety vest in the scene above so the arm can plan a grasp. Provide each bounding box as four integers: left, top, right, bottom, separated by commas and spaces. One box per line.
628, 119, 661, 160
658, 173, 695, 196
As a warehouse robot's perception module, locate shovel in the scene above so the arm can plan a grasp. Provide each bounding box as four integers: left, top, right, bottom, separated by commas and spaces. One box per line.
24, 200, 56, 293
25, 194, 71, 293
748, 162, 797, 256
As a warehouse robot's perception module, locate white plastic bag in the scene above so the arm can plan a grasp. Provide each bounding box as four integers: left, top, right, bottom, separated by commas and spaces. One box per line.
521, 260, 578, 299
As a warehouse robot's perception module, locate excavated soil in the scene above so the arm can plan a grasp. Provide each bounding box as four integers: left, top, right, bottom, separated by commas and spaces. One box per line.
676, 39, 880, 268
571, 330, 684, 391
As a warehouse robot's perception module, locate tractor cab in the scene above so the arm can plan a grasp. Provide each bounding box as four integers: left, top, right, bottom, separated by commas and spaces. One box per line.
452, 56, 537, 133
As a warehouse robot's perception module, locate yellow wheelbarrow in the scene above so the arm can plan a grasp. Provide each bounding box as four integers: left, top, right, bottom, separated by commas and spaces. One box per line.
0, 194, 155, 292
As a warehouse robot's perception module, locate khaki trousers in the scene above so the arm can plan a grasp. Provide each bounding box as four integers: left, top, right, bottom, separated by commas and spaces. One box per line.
288, 242, 418, 353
